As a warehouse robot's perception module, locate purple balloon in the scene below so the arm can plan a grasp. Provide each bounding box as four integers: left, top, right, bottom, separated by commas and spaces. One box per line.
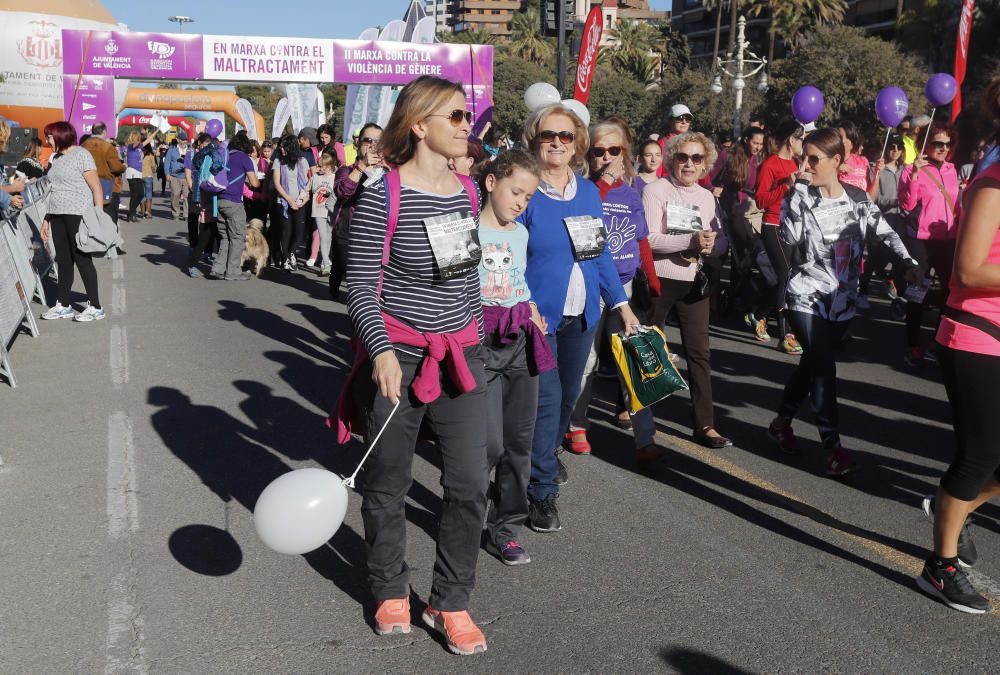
205, 118, 224, 138
875, 87, 909, 128
791, 86, 825, 125
925, 73, 958, 108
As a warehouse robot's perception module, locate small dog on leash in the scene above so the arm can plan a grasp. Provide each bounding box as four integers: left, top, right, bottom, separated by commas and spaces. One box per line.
242, 219, 269, 277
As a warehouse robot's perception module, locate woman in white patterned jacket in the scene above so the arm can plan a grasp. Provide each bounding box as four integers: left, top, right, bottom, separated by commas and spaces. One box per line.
766, 128, 920, 477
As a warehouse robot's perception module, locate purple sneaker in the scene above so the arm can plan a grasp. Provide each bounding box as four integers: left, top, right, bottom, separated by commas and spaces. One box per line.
486, 539, 531, 566
768, 419, 800, 455
825, 446, 858, 477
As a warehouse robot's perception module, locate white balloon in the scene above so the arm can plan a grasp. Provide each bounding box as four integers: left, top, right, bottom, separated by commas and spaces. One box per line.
524, 82, 561, 112
254, 468, 348, 555
560, 99, 591, 128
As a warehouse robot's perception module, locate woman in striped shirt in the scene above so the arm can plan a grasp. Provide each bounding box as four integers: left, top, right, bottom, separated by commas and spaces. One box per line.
344, 76, 489, 656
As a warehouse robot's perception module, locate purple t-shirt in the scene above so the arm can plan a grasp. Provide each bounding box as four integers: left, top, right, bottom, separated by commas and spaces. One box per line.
221, 150, 255, 203
599, 181, 649, 283
126, 144, 143, 171
183, 147, 193, 171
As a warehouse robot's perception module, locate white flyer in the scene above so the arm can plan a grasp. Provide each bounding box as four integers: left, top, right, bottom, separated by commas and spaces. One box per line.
423, 212, 481, 279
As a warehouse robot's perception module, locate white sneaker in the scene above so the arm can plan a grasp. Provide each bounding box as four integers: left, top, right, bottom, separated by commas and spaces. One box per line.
305, 258, 317, 268
289, 254, 297, 267
74, 305, 106, 322
856, 294, 871, 310
41, 303, 74, 320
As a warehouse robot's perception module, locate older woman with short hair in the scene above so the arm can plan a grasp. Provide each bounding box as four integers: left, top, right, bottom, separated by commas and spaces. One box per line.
520, 103, 640, 533
643, 131, 730, 448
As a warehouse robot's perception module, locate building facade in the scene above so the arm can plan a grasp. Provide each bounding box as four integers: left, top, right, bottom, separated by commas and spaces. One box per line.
449, 0, 523, 39
425, 0, 453, 34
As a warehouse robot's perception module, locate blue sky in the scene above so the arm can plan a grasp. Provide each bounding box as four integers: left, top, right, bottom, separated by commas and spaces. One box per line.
102, 0, 673, 40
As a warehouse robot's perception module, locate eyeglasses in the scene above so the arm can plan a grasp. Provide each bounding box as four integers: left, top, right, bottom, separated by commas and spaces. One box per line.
590, 146, 623, 158
359, 136, 379, 145
537, 130, 576, 145
929, 140, 952, 150
427, 110, 473, 126
673, 115, 693, 123
673, 152, 704, 165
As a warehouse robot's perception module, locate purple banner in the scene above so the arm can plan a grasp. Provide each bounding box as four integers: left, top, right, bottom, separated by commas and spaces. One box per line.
332, 41, 493, 87
63, 74, 115, 136
61, 31, 203, 79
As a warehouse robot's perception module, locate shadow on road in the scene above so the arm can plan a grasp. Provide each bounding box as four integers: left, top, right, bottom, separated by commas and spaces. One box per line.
660, 647, 756, 674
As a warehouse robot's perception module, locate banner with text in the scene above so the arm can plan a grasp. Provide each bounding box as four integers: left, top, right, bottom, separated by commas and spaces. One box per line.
63, 74, 115, 136
61, 30, 204, 79
202, 35, 334, 82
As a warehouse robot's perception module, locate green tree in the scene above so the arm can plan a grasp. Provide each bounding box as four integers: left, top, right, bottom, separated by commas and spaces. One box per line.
748, 0, 848, 62
762, 24, 927, 140
490, 55, 554, 139
586, 65, 659, 137
655, 64, 766, 139
509, 7, 553, 67
611, 50, 660, 89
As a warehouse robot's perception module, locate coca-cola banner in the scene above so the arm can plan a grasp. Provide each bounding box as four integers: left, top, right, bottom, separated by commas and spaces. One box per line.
952, 0, 975, 121
573, 7, 603, 105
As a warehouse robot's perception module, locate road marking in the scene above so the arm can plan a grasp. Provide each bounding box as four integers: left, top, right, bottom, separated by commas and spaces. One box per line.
112, 285, 126, 316
105, 567, 147, 675
658, 430, 1000, 616
111, 257, 124, 280
110, 326, 129, 387
107, 412, 138, 539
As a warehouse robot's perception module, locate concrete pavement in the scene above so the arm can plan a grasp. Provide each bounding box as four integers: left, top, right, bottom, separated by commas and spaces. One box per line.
1, 203, 998, 673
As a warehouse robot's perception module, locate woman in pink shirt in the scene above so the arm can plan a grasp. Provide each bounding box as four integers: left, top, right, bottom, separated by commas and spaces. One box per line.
898, 122, 961, 365
837, 121, 873, 193
917, 84, 1000, 615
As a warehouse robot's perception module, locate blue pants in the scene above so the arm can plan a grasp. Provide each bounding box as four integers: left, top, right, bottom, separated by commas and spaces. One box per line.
142, 177, 154, 200
528, 315, 597, 501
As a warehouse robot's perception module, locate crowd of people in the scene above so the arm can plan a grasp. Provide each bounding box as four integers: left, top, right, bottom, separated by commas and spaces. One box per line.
3, 72, 1000, 653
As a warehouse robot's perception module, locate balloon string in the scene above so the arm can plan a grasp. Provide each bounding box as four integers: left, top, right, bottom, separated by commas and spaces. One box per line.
343, 399, 400, 489
879, 128, 891, 161
919, 108, 938, 158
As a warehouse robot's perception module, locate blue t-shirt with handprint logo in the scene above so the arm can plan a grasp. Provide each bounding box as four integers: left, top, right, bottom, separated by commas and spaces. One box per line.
595, 180, 649, 283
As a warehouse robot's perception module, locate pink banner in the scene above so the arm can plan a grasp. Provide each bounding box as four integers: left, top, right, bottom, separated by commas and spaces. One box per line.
62, 31, 204, 80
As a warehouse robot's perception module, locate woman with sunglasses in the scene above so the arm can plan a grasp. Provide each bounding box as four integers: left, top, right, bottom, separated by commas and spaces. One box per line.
898, 123, 961, 366
769, 128, 917, 475
343, 77, 489, 655
568, 118, 662, 462
643, 132, 730, 449
329, 122, 383, 298
519, 103, 639, 532
656, 104, 694, 177
917, 79, 1000, 615
754, 120, 806, 354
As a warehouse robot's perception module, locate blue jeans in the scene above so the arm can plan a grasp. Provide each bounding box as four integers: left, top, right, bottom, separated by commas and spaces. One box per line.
528, 315, 598, 501
142, 177, 154, 200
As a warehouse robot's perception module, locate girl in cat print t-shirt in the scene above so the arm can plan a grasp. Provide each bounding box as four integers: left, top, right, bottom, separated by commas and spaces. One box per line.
476, 150, 553, 567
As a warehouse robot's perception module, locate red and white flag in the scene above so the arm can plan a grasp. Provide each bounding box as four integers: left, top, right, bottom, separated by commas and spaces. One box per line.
953, 0, 975, 121
573, 7, 603, 105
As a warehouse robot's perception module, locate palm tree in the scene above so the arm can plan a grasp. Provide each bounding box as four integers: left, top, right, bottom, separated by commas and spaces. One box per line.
702, 0, 727, 66
612, 50, 660, 89
608, 19, 658, 55
509, 8, 553, 66
748, 0, 847, 61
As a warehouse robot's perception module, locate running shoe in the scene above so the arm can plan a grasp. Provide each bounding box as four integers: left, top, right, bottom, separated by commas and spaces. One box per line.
916, 558, 990, 614
856, 294, 871, 310
485, 539, 531, 566
886, 279, 899, 300
319, 264, 332, 276
922, 495, 978, 567
781, 334, 803, 355
73, 305, 106, 322
422, 607, 487, 655
528, 496, 561, 532
635, 443, 667, 463
555, 449, 568, 485
768, 419, 801, 455
904, 346, 926, 367
824, 446, 858, 477
745, 312, 771, 342
374, 597, 411, 635
41, 303, 74, 320
562, 429, 591, 455
305, 257, 317, 268
187, 266, 201, 278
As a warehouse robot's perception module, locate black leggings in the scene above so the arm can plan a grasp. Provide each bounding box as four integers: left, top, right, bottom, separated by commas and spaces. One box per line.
49, 214, 101, 309
127, 178, 144, 220
778, 311, 850, 449
279, 206, 306, 264
761, 223, 793, 338
905, 238, 955, 349
939, 345, 1000, 501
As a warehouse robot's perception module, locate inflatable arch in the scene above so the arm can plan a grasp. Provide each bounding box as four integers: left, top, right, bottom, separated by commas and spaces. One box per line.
123, 89, 266, 141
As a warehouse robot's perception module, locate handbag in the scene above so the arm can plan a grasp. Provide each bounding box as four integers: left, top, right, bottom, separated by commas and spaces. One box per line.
611, 326, 688, 414
683, 254, 722, 304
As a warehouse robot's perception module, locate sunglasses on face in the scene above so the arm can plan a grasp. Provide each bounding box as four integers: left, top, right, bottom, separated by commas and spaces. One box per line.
538, 130, 576, 144
929, 140, 952, 150
673, 115, 693, 123
359, 136, 379, 145
673, 152, 704, 165
427, 109, 473, 126
805, 154, 829, 167
590, 145, 623, 158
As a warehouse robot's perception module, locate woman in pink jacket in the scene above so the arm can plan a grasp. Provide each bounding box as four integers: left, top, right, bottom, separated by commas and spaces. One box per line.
898, 122, 961, 365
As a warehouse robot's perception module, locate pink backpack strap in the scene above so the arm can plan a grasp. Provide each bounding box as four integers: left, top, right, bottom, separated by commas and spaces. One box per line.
455, 172, 480, 217
377, 170, 402, 298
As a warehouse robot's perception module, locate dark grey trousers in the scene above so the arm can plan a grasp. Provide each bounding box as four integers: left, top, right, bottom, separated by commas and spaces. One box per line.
356, 345, 489, 611
484, 333, 539, 546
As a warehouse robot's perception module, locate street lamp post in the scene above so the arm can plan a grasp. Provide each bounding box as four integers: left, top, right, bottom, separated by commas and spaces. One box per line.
710, 16, 768, 139
169, 16, 194, 33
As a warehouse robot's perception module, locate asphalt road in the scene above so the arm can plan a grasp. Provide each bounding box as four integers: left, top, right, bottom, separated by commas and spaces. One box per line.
1, 201, 998, 674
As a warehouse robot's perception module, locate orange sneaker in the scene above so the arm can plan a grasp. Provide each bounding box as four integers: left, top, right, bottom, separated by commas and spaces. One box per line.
422, 606, 487, 655
374, 597, 411, 635
563, 429, 591, 455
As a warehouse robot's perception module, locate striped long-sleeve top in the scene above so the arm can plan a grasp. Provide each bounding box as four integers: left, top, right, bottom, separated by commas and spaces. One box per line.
346, 179, 484, 358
